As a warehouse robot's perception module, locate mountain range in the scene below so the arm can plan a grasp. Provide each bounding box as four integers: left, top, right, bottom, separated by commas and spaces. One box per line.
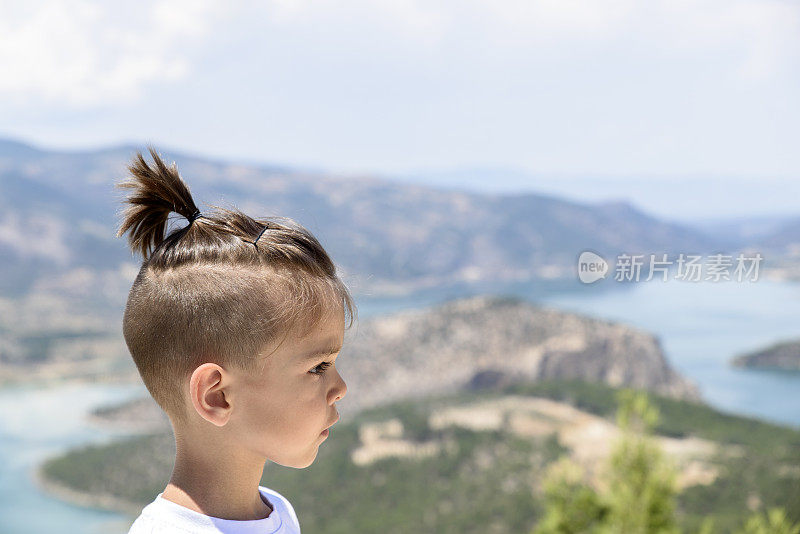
0, 137, 792, 377
1, 137, 747, 301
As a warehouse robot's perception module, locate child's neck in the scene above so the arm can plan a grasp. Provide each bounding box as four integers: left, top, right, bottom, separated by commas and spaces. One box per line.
161, 429, 272, 521
161, 481, 272, 521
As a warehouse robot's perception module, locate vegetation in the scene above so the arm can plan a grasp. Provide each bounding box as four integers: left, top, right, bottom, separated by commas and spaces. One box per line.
533, 387, 800, 534
40, 379, 800, 533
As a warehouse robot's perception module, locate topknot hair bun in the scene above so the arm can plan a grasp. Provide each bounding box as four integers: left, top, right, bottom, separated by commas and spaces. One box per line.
116, 146, 201, 260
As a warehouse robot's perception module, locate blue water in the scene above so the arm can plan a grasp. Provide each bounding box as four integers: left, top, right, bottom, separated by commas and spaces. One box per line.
0, 382, 147, 534
534, 278, 800, 429
3, 277, 799, 533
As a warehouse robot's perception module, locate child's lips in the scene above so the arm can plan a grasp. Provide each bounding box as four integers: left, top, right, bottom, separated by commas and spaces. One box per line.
321, 414, 339, 435
325, 414, 339, 430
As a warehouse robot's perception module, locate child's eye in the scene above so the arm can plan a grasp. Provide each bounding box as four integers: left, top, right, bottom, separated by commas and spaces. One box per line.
309, 361, 332, 375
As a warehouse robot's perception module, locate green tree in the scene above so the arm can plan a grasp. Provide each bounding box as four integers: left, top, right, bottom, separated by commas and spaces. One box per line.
534, 456, 607, 534
533, 388, 679, 534
532, 388, 799, 534
596, 389, 680, 534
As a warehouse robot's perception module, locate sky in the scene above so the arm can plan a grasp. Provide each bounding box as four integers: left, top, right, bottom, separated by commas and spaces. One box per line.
1, 0, 798, 219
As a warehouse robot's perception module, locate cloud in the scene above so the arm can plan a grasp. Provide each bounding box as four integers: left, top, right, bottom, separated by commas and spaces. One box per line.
0, 0, 797, 109
0, 0, 224, 107
250, 0, 800, 79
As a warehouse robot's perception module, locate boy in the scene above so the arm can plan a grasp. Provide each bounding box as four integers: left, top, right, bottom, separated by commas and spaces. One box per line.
117, 147, 355, 533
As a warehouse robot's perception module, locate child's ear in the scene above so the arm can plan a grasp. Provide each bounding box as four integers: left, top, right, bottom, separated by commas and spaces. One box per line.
189, 363, 232, 427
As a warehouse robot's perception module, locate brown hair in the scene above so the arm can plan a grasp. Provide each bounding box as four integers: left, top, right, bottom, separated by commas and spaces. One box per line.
116, 147, 356, 425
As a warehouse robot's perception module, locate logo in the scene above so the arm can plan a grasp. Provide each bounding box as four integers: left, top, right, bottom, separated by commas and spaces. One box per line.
578, 251, 608, 284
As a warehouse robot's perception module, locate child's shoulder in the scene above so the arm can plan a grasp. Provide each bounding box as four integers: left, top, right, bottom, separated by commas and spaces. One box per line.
126, 488, 301, 533
259, 485, 301, 531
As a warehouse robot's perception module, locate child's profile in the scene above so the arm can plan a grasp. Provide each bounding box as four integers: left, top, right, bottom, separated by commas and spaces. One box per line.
117, 147, 356, 533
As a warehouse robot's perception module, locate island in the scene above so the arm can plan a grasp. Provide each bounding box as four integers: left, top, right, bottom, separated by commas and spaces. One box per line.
731, 339, 800, 371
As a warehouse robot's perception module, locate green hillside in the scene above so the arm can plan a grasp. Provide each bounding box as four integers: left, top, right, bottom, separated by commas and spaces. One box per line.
41, 380, 800, 533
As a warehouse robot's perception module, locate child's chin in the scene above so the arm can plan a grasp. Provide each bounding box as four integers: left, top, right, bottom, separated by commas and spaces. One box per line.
272, 448, 319, 469
297, 457, 317, 469
288, 454, 318, 469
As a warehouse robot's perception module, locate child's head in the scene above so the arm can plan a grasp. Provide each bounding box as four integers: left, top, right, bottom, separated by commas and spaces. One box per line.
116, 147, 355, 468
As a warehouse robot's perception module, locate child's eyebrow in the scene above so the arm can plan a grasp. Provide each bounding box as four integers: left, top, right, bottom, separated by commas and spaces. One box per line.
300, 344, 342, 362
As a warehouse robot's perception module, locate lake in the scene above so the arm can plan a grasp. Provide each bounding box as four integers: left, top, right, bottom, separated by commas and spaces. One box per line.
0, 382, 147, 534
2, 276, 798, 533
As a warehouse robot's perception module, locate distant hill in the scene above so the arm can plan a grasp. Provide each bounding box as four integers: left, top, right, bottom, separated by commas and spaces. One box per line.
734, 215, 800, 281
757, 216, 800, 254
0, 137, 725, 300
337, 294, 701, 411
685, 214, 797, 249
0, 137, 735, 378
732, 339, 800, 372
85, 294, 702, 435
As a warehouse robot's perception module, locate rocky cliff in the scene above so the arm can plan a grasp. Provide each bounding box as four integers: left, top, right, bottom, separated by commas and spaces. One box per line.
93, 294, 702, 429
337, 294, 701, 414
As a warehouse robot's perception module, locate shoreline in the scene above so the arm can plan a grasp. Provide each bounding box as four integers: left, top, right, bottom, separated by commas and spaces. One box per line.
19, 379, 154, 520
0, 372, 141, 390
32, 464, 144, 518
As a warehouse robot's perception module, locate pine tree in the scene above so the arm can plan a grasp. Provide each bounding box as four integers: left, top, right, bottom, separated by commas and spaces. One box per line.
534, 456, 606, 534
533, 388, 679, 534
595, 389, 680, 534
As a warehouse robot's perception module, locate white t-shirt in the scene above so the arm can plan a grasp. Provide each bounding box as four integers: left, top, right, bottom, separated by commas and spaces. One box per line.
127, 486, 301, 534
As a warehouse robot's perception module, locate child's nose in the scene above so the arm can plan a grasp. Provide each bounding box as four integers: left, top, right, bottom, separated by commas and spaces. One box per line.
331, 370, 347, 403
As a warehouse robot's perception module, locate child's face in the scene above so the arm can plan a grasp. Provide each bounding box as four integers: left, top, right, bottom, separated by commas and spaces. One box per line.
229, 303, 347, 468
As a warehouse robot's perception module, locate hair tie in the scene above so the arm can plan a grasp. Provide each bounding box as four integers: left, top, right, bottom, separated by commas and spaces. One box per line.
252, 224, 269, 250
187, 209, 202, 224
